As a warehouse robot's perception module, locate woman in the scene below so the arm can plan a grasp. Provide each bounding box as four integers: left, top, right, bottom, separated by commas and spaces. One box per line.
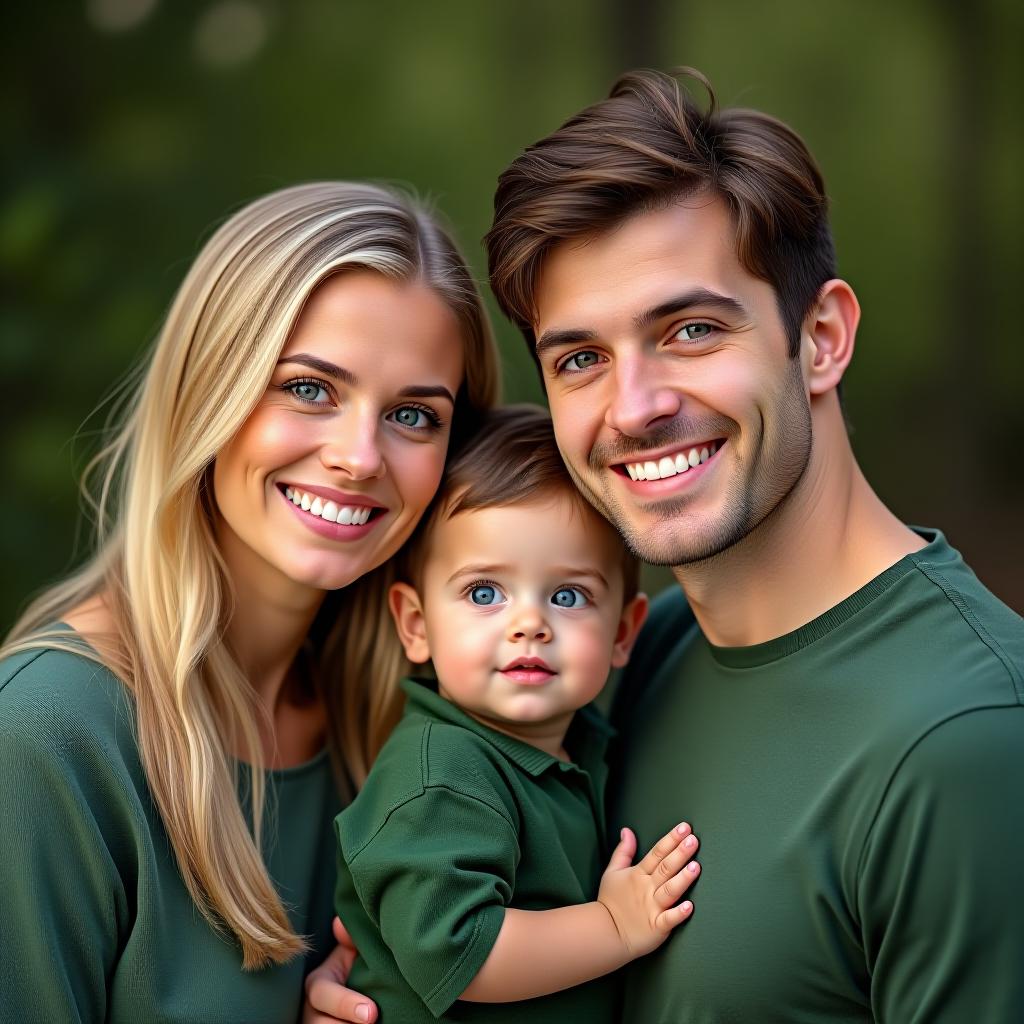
0, 182, 498, 1022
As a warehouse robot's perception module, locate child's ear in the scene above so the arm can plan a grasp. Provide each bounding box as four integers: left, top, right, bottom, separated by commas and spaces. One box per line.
610, 592, 649, 669
388, 582, 432, 664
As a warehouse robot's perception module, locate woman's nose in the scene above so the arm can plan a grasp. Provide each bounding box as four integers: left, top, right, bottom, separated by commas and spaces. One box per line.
318, 409, 385, 480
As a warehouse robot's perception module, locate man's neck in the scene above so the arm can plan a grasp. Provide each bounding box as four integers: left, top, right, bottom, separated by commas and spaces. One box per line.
675, 437, 926, 649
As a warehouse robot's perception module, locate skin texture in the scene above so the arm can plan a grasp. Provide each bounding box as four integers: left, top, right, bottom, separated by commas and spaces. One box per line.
389, 495, 648, 758
533, 196, 924, 647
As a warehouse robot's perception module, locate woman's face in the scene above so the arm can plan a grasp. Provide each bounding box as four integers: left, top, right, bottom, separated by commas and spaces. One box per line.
213, 270, 465, 603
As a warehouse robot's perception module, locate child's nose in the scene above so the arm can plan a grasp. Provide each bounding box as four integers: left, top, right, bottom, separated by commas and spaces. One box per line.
508, 607, 552, 643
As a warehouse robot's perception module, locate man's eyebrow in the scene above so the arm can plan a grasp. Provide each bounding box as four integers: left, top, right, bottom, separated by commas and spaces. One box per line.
634, 289, 749, 331
535, 328, 599, 361
534, 289, 748, 358
277, 354, 454, 404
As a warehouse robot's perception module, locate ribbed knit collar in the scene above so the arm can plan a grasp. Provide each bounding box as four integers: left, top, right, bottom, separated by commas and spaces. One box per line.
705, 527, 951, 669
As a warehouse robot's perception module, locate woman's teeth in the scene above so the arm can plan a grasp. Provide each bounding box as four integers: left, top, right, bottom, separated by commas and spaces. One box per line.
625, 441, 719, 482
284, 487, 372, 525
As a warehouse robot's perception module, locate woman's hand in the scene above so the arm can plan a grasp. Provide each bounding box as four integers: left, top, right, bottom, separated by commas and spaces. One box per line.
303, 918, 378, 1023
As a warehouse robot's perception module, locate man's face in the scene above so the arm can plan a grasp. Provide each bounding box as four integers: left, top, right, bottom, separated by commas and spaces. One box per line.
533, 196, 813, 567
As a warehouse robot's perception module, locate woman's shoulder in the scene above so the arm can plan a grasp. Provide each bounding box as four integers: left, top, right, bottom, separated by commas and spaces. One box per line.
0, 637, 134, 764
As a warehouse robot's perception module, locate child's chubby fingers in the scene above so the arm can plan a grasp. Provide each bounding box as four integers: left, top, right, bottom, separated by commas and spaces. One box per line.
638, 822, 694, 875
605, 826, 639, 872
655, 899, 694, 933
651, 830, 699, 884
653, 857, 701, 909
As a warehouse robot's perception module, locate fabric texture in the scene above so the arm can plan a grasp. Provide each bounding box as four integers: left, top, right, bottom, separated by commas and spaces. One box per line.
335, 678, 617, 1022
0, 642, 342, 1024
608, 528, 1024, 1023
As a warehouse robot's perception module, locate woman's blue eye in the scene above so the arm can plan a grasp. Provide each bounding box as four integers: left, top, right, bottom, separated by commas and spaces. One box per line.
552, 587, 588, 608
393, 406, 428, 428
676, 323, 713, 342
563, 350, 600, 372
290, 382, 329, 403
470, 585, 501, 606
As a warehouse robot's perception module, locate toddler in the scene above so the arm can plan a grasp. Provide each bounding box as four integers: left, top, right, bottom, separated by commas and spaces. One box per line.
334, 406, 700, 1022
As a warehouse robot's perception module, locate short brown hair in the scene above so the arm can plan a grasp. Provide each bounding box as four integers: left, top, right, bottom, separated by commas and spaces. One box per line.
486, 67, 836, 357
403, 404, 640, 601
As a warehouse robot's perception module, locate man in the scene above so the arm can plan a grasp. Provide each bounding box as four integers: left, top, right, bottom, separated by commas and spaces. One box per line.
482, 68, 1024, 1021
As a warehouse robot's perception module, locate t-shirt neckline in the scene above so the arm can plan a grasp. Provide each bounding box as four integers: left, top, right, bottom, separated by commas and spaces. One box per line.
705, 527, 946, 669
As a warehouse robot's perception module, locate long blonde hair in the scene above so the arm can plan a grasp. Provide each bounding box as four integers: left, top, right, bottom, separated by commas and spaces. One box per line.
1, 182, 499, 969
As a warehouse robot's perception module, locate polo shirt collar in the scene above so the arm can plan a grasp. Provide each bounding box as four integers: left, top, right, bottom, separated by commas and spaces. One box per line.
400, 677, 613, 778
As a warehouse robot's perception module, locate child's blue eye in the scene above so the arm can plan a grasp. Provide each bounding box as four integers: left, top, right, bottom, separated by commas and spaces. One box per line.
551, 587, 588, 608
470, 585, 501, 606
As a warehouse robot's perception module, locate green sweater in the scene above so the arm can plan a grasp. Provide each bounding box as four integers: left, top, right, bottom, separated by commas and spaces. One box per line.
609, 529, 1024, 1022
0, 643, 343, 1023
335, 678, 617, 1023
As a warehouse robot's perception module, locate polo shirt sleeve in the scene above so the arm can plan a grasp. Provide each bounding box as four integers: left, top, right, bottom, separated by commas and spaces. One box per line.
343, 785, 519, 1017
857, 705, 1024, 1021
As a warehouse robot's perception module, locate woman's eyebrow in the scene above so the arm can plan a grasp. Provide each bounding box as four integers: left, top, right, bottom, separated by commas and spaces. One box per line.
278, 354, 454, 403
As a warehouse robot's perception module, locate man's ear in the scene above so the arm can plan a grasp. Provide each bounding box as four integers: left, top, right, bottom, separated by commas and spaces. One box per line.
388, 582, 432, 664
802, 279, 861, 396
610, 592, 650, 669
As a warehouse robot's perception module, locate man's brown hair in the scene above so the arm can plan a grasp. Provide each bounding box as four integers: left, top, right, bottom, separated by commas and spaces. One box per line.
486, 67, 836, 357
402, 404, 640, 601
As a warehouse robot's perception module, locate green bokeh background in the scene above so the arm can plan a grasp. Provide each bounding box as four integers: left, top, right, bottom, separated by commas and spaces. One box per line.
2, 0, 1022, 630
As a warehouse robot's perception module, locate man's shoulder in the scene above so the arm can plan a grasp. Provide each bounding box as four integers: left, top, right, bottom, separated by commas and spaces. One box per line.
905, 538, 1024, 699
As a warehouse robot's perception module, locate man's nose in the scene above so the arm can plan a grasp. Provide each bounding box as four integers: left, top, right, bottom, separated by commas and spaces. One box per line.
604, 354, 682, 436
507, 604, 553, 643
318, 407, 385, 480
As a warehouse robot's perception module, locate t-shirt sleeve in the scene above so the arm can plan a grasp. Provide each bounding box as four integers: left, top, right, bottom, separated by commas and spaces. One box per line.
857, 705, 1024, 1021
0, 686, 125, 1023
342, 786, 518, 1017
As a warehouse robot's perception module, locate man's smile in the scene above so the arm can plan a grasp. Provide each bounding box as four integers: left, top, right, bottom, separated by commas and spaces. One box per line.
613, 439, 724, 482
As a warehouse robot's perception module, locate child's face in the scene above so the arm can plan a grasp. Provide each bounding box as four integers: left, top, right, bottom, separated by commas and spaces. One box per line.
390, 493, 647, 744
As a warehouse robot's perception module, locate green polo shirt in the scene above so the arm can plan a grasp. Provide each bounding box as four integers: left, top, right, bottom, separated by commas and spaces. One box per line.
335, 678, 618, 1023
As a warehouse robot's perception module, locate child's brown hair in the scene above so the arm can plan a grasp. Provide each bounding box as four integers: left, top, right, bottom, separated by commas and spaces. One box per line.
403, 404, 640, 601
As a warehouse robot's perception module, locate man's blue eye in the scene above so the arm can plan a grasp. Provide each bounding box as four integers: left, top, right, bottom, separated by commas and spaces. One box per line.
291, 382, 329, 403
470, 585, 500, 606
564, 350, 600, 371
677, 323, 713, 341
551, 587, 588, 608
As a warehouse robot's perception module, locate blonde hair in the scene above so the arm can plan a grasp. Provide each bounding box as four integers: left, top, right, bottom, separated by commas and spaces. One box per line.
1, 182, 498, 968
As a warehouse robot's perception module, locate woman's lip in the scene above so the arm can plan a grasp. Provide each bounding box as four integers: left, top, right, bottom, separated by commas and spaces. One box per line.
278, 482, 386, 508
279, 487, 385, 541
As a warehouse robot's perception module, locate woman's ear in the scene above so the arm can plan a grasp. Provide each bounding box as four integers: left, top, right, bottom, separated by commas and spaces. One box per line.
388, 582, 432, 664
802, 279, 861, 396
610, 592, 650, 669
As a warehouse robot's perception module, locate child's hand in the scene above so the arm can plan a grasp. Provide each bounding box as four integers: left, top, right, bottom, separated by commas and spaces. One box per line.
597, 823, 700, 959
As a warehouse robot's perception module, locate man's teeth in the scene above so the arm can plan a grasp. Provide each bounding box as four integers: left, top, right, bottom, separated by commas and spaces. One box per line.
625, 442, 718, 482
284, 488, 372, 525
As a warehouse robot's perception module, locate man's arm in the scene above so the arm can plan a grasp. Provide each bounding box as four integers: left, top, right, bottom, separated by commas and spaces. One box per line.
462, 823, 699, 1002
858, 706, 1024, 1021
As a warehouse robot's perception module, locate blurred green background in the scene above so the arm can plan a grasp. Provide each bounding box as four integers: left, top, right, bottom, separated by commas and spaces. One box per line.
2, 0, 1022, 630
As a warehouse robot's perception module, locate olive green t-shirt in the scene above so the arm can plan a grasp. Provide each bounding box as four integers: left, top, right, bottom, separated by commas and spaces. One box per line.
335, 678, 617, 1023
609, 528, 1024, 1022
0, 643, 343, 1023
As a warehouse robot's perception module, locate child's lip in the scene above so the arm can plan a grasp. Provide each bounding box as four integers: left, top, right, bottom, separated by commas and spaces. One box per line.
499, 657, 555, 674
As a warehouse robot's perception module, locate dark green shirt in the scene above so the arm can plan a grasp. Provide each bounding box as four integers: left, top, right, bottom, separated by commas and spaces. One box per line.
0, 643, 343, 1023
609, 529, 1024, 1023
335, 678, 617, 1023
